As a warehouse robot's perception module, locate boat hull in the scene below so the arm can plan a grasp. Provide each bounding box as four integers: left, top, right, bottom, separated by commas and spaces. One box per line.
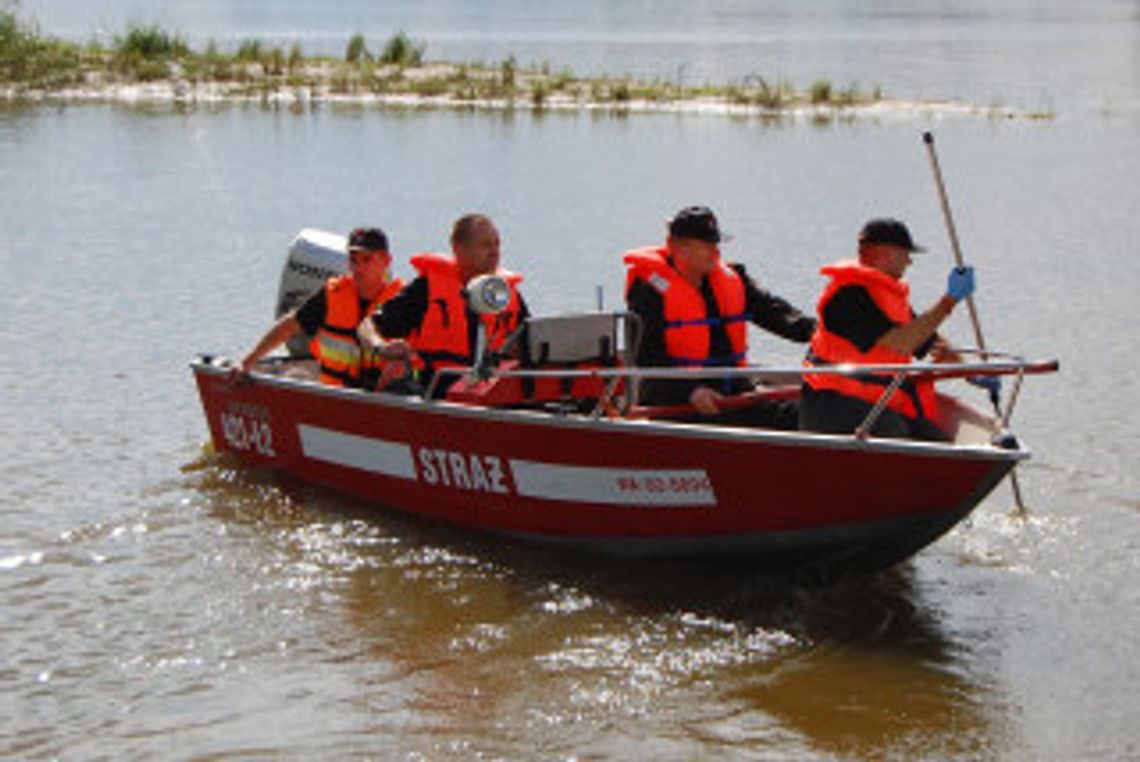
191, 358, 1023, 573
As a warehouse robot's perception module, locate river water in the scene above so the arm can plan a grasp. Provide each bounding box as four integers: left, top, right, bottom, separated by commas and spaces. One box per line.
2, 2, 1139, 759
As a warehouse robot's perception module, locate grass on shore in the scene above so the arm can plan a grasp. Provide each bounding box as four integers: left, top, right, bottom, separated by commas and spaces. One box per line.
1, 10, 887, 112
1, 9, 89, 88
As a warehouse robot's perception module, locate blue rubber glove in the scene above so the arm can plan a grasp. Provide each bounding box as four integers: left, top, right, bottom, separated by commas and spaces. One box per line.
946, 266, 975, 302
967, 374, 1002, 398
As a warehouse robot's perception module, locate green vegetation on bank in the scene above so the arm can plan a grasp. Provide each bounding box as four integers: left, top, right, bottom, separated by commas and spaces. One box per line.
0, 9, 88, 87
1, 10, 890, 112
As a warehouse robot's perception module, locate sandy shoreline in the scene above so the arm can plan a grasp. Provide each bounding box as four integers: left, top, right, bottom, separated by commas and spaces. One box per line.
0, 16, 1053, 121
1, 79, 1031, 122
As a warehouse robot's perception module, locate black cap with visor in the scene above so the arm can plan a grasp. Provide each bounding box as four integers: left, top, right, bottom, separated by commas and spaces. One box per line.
347, 227, 389, 253
858, 218, 925, 252
668, 206, 729, 244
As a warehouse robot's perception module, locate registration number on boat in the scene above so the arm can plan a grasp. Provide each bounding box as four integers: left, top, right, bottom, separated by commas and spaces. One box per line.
615, 474, 712, 495
219, 404, 277, 457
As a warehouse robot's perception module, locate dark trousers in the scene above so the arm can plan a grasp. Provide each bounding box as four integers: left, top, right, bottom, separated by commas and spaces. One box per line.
798, 387, 949, 442
675, 399, 801, 431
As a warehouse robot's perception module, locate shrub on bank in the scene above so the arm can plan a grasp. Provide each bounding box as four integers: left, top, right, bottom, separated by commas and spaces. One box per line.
235, 39, 262, 63
346, 33, 367, 63
113, 25, 189, 81
379, 31, 424, 66
1, 10, 85, 86
288, 42, 303, 72
810, 79, 832, 104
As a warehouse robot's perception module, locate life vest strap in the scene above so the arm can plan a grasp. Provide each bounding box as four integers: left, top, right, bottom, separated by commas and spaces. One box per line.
664, 312, 751, 329
668, 351, 747, 368
318, 364, 359, 387
418, 348, 472, 370
320, 323, 359, 339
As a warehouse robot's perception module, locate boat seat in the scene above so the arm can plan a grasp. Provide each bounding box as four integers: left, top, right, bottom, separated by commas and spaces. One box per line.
521, 312, 628, 367
446, 312, 634, 409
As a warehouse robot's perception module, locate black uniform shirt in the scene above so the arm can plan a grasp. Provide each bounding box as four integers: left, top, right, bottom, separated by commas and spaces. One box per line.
369, 276, 530, 393
294, 285, 373, 336
370, 276, 531, 348
627, 262, 816, 406
821, 285, 936, 357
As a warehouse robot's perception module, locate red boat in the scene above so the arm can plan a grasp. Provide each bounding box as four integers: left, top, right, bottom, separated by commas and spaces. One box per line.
193, 231, 1057, 573
191, 312, 1056, 574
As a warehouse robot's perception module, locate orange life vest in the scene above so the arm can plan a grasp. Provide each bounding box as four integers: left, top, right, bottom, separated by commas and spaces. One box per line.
313, 274, 404, 387
623, 246, 749, 367
804, 260, 938, 422
407, 253, 524, 374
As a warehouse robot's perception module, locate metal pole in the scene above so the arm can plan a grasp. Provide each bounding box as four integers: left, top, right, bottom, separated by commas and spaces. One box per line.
923, 131, 989, 360
923, 131, 1026, 514
854, 371, 908, 440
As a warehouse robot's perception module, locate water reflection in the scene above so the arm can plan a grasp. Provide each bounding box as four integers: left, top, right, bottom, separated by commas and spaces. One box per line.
191, 456, 1009, 758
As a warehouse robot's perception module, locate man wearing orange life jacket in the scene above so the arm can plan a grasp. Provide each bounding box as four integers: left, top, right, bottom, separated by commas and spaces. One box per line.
624, 206, 816, 429
233, 227, 405, 389
800, 218, 976, 441
358, 214, 529, 397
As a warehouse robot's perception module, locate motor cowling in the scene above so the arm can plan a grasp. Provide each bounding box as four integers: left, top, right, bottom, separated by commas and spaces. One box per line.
275, 229, 348, 356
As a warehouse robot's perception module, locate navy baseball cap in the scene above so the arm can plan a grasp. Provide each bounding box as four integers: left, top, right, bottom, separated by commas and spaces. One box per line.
859, 218, 925, 252
668, 206, 729, 243
347, 227, 389, 252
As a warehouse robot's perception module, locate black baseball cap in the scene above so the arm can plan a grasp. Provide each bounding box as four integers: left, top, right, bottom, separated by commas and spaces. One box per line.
668, 206, 728, 243
347, 226, 389, 252
859, 218, 925, 252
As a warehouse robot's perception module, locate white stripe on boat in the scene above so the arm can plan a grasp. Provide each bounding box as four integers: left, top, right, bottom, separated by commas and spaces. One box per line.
507, 461, 716, 507
297, 423, 716, 507
298, 424, 417, 479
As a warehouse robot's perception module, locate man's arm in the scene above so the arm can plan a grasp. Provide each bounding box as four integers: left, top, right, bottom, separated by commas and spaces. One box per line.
358, 277, 429, 361
627, 279, 669, 368
234, 286, 327, 376
822, 271, 972, 359
237, 312, 300, 374
877, 296, 957, 357
733, 264, 817, 342
879, 267, 973, 357
371, 276, 429, 339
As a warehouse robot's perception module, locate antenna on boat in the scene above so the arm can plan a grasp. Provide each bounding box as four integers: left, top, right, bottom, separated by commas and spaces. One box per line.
596, 285, 604, 311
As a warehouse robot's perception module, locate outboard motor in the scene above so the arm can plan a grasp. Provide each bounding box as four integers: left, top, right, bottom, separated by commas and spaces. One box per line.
275, 229, 348, 356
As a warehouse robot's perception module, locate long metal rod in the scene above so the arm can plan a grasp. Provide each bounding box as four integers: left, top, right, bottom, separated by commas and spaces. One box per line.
924, 131, 989, 359
1001, 367, 1027, 430
854, 372, 908, 440
415, 357, 1057, 414
463, 357, 1055, 382
923, 131, 1026, 513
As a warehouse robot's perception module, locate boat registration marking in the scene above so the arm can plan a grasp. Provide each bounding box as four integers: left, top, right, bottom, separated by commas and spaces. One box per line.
508, 461, 716, 507
298, 424, 417, 480
220, 403, 277, 457
296, 425, 716, 507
